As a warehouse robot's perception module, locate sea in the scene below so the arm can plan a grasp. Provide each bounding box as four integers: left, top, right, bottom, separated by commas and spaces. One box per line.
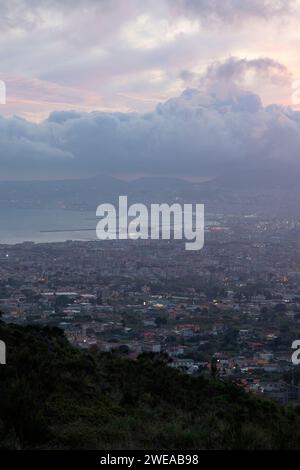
0, 208, 99, 244
0, 207, 211, 245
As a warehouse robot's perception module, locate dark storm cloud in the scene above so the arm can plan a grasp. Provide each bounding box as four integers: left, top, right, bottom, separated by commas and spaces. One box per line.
1, 71, 300, 179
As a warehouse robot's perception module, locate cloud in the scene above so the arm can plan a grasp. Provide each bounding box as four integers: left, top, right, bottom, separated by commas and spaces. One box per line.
169, 0, 299, 24
1, 58, 300, 181
0, 0, 147, 35
201, 57, 290, 86
0, 0, 299, 122
0, 114, 73, 162
0, 74, 129, 123
1, 0, 296, 34
180, 57, 292, 105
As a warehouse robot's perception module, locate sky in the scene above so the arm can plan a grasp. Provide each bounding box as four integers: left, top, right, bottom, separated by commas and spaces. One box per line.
1, 0, 300, 180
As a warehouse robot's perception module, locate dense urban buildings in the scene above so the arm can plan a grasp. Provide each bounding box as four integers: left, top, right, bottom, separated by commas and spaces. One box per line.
1, 212, 300, 404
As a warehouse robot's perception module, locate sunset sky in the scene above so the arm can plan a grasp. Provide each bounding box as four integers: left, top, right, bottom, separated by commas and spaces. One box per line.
1, 0, 300, 180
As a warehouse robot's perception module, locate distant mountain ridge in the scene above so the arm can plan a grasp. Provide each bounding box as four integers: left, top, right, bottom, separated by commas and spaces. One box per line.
0, 174, 200, 210
0, 168, 299, 215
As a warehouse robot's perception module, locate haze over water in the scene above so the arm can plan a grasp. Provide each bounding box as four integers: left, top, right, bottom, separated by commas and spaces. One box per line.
0, 207, 212, 245
0, 208, 98, 244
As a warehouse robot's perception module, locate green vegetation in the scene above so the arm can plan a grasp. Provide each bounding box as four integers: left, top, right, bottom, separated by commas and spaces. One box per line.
0, 321, 300, 450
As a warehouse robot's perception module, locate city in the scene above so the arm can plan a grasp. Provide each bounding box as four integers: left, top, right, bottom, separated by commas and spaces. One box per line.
2, 0, 300, 455
1, 212, 300, 404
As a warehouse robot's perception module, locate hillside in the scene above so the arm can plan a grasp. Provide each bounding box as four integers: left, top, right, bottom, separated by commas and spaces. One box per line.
0, 321, 299, 450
